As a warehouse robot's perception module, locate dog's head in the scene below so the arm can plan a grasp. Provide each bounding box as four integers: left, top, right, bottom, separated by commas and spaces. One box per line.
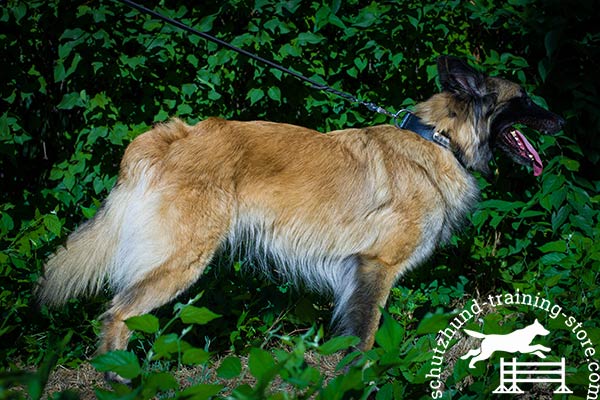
421, 56, 565, 176
532, 319, 550, 336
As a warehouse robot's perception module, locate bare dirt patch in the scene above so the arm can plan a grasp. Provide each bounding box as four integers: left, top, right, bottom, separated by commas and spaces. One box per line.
41, 351, 344, 398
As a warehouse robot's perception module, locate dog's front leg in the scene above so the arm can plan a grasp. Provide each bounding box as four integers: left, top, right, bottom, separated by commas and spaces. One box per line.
333, 256, 399, 350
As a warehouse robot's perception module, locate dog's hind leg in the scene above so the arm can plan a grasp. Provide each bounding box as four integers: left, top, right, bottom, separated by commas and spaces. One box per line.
99, 246, 218, 355
99, 186, 232, 355
460, 348, 481, 360
468, 347, 495, 368
333, 257, 400, 350
100, 247, 219, 383
531, 350, 548, 358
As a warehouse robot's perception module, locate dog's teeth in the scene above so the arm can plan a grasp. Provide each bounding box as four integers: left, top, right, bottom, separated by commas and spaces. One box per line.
509, 130, 527, 150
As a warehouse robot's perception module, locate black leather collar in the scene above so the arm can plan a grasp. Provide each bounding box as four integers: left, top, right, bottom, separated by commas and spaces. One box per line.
397, 111, 451, 149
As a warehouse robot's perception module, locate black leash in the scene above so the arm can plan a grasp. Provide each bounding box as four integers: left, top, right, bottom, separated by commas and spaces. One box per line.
114, 0, 404, 121
114, 0, 450, 150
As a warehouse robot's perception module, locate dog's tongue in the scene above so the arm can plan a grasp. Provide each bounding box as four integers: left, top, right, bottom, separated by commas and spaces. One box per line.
514, 129, 543, 176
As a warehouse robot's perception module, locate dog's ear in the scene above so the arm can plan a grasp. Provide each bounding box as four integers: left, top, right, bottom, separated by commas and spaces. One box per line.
437, 56, 486, 98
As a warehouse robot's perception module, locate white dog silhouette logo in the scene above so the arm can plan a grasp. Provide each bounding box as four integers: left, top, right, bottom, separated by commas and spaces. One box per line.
461, 319, 551, 368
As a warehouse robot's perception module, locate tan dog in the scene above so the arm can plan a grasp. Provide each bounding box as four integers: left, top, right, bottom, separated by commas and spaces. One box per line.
38, 56, 564, 360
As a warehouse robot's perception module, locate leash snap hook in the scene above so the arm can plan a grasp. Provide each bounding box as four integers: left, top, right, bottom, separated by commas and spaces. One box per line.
393, 109, 410, 128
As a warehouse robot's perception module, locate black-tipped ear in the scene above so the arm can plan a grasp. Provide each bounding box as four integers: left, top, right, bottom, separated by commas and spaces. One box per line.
437, 56, 486, 98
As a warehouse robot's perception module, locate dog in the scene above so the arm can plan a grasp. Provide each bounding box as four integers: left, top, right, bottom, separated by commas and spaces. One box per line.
37, 56, 564, 360
461, 319, 551, 368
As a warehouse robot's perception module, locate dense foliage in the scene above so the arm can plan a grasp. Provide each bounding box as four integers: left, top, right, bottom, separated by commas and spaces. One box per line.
1, 0, 598, 399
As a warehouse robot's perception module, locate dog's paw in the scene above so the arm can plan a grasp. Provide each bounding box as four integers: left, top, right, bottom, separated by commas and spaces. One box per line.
104, 371, 132, 385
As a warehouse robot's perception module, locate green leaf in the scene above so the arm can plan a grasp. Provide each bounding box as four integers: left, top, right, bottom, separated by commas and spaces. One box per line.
538, 59, 549, 82
543, 271, 565, 287
552, 206, 571, 232
60, 28, 85, 40
81, 205, 98, 219
57, 92, 83, 109
180, 384, 223, 400
248, 348, 276, 381
540, 252, 567, 265
549, 187, 567, 210
181, 83, 198, 97
91, 350, 141, 379
407, 15, 419, 29
353, 7, 378, 28
143, 372, 178, 394
90, 92, 109, 109
177, 103, 193, 116
318, 336, 360, 355
538, 240, 567, 253
375, 312, 404, 352
182, 348, 210, 365
297, 32, 324, 45
267, 86, 281, 102
180, 305, 221, 325
12, 3, 26, 23
560, 158, 580, 171
346, 67, 358, 78
426, 63, 438, 82
279, 43, 301, 58
119, 55, 146, 69
376, 382, 394, 400
152, 334, 191, 359
58, 41, 75, 60
43, 214, 62, 236
354, 57, 367, 71
94, 176, 104, 194
196, 14, 216, 32
416, 312, 454, 335
64, 53, 82, 79
54, 63, 66, 82
125, 314, 159, 334
217, 356, 242, 379
1, 212, 14, 235
478, 199, 524, 211
186, 54, 199, 68
154, 109, 169, 123
321, 367, 363, 397
544, 30, 559, 57
247, 88, 264, 105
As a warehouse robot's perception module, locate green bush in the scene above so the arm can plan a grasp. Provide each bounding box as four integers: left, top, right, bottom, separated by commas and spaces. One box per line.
1, 0, 597, 399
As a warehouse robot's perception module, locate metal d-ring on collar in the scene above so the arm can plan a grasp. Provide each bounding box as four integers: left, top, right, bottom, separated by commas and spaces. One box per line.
395, 110, 451, 150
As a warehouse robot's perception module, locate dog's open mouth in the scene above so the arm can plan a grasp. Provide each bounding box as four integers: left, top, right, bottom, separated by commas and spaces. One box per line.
499, 128, 543, 176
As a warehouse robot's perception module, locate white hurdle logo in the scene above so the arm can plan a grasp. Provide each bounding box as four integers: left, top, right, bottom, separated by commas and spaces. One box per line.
493, 357, 572, 394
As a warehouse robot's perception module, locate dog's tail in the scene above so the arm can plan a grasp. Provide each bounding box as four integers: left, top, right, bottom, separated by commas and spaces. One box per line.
36, 194, 124, 306
37, 119, 191, 306
463, 329, 486, 339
